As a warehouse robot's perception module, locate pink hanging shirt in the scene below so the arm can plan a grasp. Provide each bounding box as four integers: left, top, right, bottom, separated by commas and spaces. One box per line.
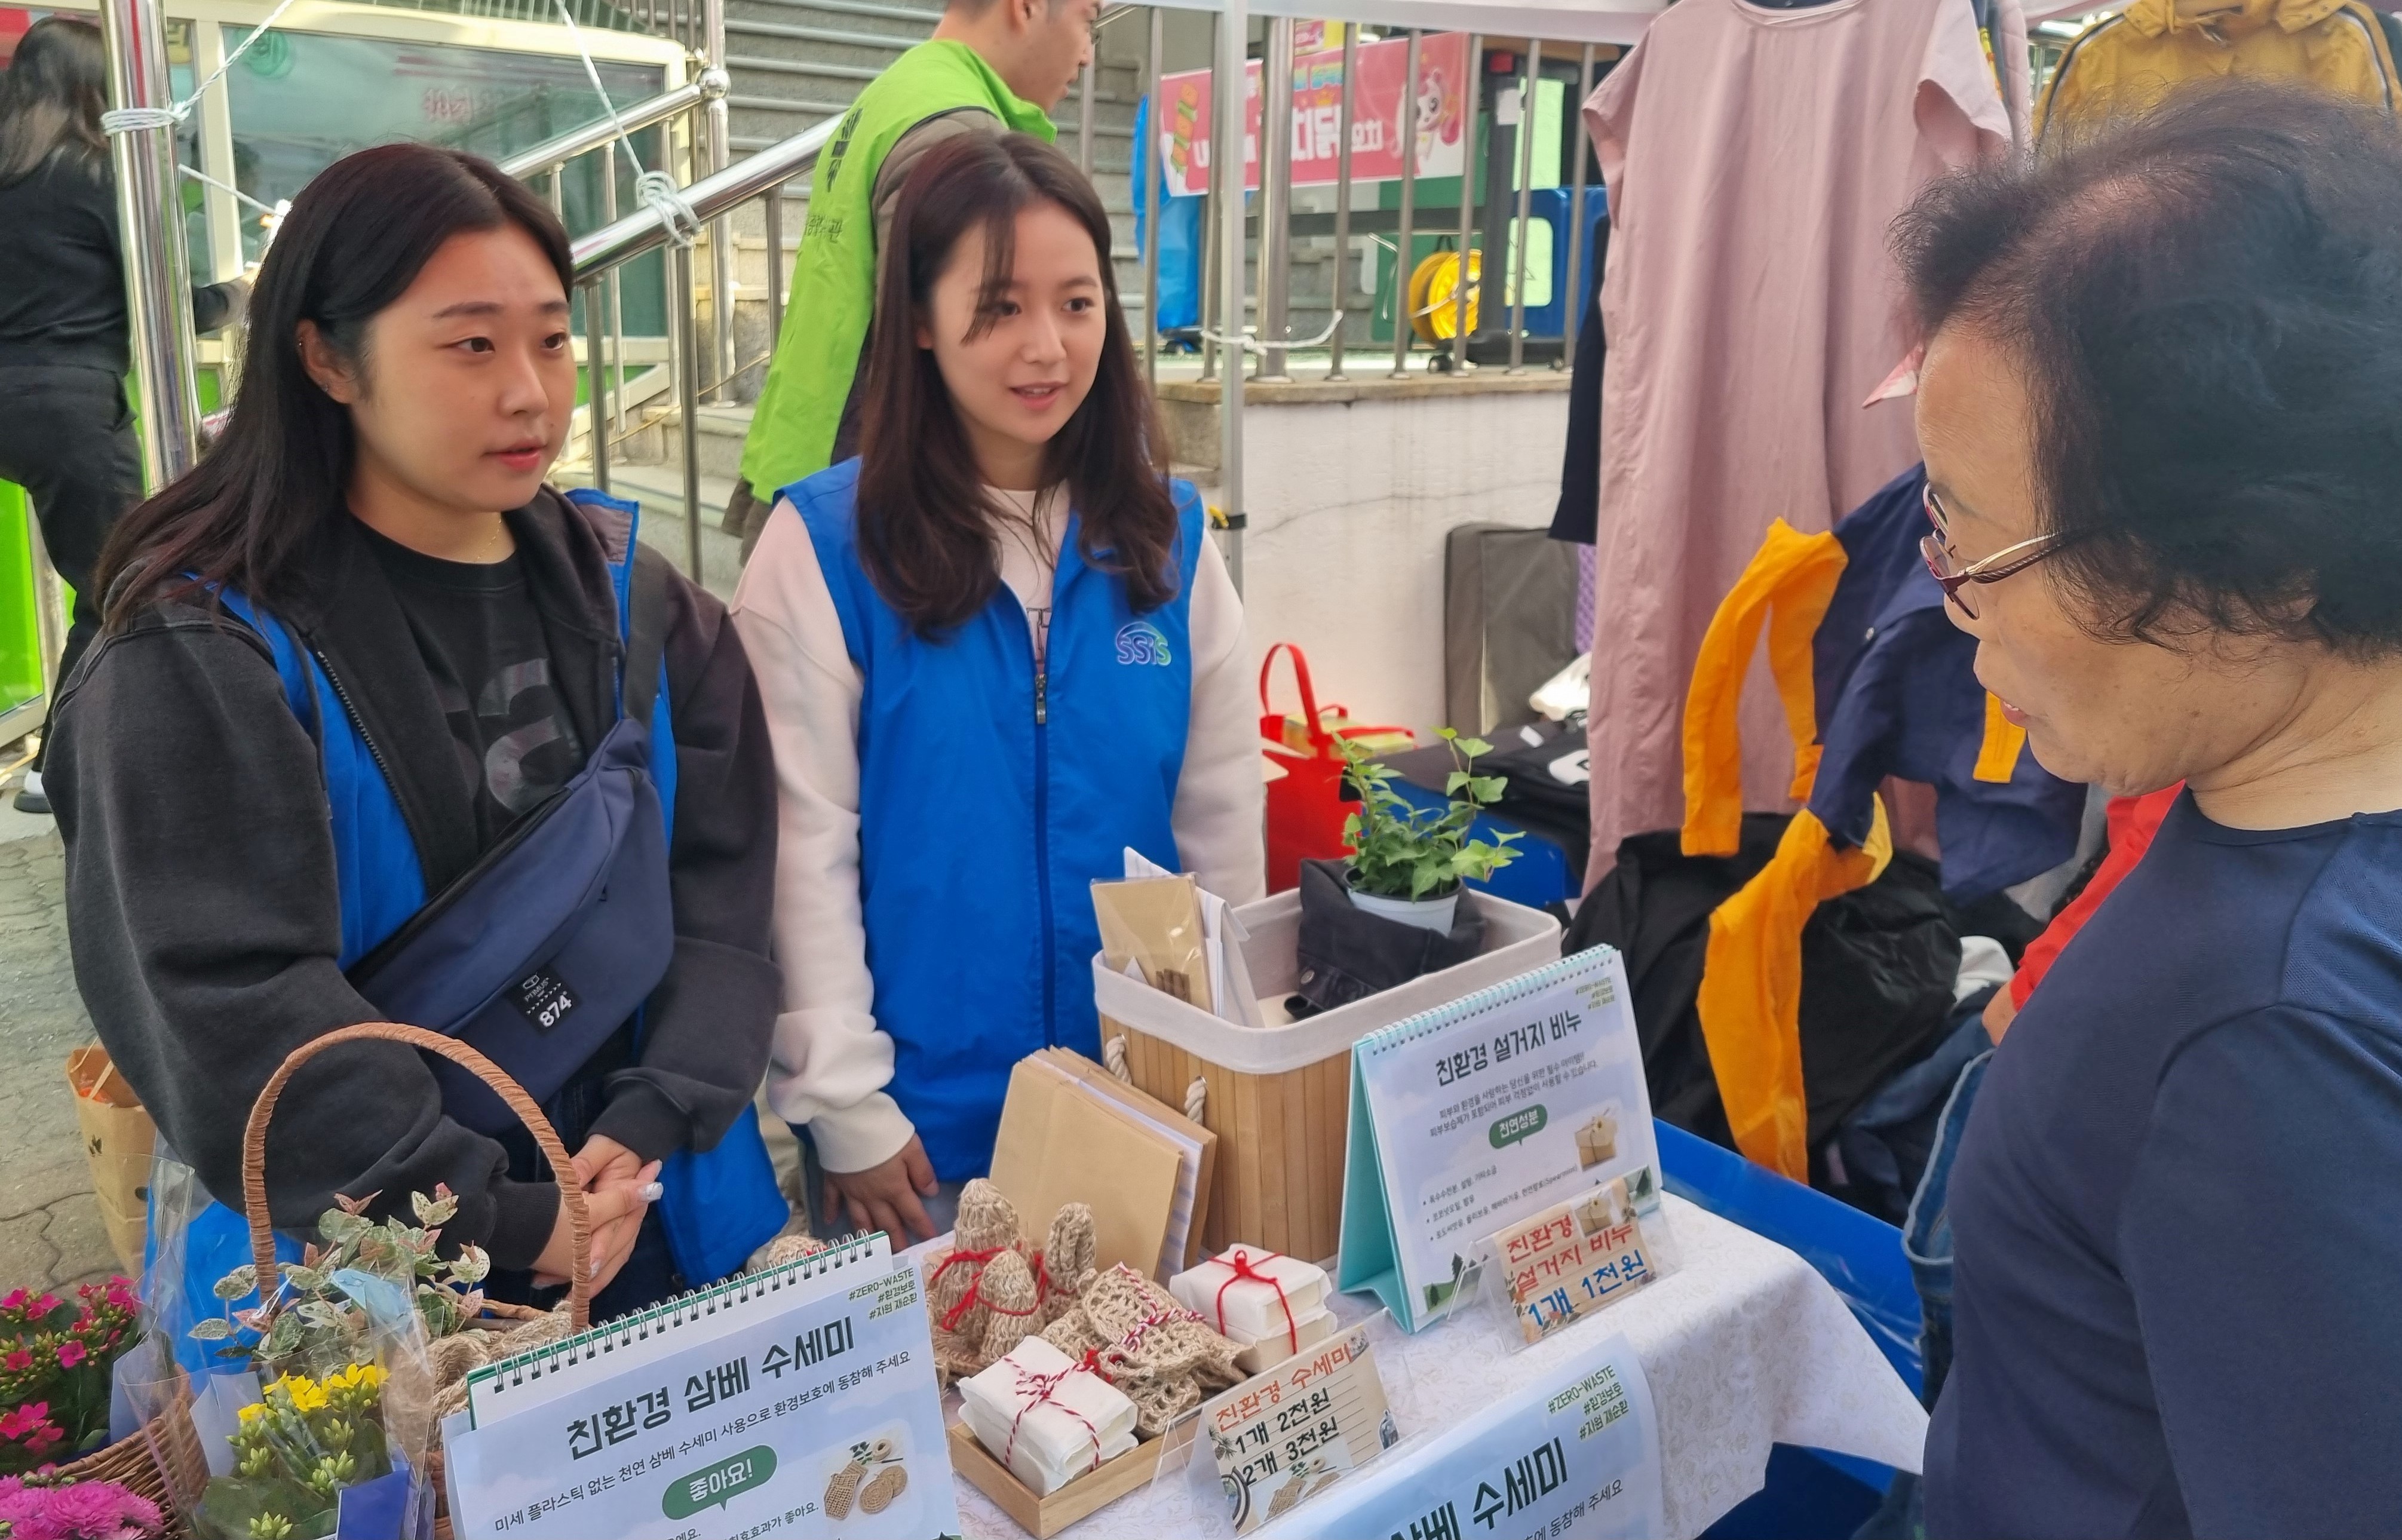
1581, 0, 2008, 881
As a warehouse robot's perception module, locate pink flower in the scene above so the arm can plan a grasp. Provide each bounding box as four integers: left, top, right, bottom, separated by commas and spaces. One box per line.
0, 1475, 162, 1539
4, 1349, 30, 1372
0, 1290, 26, 1313
28, 1297, 57, 1317
54, 1341, 84, 1370
0, 1402, 51, 1439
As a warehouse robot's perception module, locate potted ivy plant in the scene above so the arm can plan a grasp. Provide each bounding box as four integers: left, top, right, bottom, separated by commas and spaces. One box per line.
1338, 729, 1522, 928
1289, 731, 1523, 1016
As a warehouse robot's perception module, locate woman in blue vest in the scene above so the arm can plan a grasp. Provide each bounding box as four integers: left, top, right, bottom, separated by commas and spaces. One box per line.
48, 143, 787, 1323
734, 132, 1263, 1242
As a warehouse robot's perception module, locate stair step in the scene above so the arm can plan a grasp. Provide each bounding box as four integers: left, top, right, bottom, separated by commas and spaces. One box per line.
608, 462, 747, 599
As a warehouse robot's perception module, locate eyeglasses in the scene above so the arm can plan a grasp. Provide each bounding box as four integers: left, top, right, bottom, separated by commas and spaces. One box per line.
1920, 483, 2064, 619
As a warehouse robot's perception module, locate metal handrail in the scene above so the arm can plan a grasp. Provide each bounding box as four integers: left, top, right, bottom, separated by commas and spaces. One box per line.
571, 112, 836, 280
498, 69, 729, 181
569, 113, 837, 581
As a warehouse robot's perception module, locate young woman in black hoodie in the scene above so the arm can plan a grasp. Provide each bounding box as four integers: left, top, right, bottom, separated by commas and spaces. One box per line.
48, 143, 786, 1321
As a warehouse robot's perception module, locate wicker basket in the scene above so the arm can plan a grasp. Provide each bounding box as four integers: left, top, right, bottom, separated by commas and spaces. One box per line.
53, 1373, 210, 1539
237, 1023, 596, 1540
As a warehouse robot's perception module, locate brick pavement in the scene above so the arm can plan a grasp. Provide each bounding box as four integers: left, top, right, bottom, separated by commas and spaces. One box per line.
0, 832, 122, 1290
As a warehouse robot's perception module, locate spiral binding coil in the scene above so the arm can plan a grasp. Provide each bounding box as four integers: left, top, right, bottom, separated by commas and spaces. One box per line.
1358, 943, 1622, 1053
474, 1232, 888, 1400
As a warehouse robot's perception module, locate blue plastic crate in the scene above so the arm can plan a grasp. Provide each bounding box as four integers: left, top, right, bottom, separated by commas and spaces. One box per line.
1658, 1119, 1925, 1536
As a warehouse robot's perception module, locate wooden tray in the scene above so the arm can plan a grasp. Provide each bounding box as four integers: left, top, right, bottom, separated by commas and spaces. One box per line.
947, 1420, 1168, 1538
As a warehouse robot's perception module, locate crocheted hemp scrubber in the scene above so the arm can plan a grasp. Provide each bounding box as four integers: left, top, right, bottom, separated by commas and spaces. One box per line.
1042, 1263, 1244, 1436
1038, 1202, 1098, 1329
975, 1247, 1043, 1365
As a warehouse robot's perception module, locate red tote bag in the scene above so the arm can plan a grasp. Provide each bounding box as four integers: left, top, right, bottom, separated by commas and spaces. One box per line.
1257, 643, 1415, 893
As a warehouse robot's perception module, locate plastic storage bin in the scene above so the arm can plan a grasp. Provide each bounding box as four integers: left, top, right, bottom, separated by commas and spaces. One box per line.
1093, 889, 1562, 1265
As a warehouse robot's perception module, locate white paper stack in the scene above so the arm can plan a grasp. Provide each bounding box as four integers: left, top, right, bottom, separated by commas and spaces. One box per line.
959, 1337, 1140, 1495
1168, 1247, 1337, 1373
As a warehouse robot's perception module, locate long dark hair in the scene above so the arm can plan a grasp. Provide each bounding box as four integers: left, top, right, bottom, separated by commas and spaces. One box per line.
96, 143, 572, 627
855, 130, 1179, 636
0, 18, 108, 184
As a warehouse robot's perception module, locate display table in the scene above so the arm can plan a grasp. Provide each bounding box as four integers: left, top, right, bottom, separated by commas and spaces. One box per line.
946, 1194, 1926, 1539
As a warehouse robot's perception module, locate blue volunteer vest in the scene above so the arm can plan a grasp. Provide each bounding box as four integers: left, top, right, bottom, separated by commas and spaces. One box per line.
781, 462, 1207, 1178
160, 492, 783, 1361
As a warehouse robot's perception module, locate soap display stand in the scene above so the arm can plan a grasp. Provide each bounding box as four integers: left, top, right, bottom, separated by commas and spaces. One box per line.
948, 1421, 1170, 1539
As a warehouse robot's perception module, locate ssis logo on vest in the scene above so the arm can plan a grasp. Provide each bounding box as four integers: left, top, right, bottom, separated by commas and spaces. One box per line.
1115, 621, 1173, 666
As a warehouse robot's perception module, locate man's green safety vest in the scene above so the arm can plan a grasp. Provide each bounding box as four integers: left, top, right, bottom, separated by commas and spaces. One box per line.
740, 40, 1056, 496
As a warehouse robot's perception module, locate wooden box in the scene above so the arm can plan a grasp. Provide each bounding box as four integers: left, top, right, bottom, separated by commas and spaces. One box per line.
947, 1420, 1167, 1538
1093, 888, 1560, 1263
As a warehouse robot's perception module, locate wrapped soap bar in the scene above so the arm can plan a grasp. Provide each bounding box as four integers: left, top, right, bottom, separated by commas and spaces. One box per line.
1168, 1247, 1331, 1348
1232, 1305, 1337, 1373
960, 1337, 1140, 1495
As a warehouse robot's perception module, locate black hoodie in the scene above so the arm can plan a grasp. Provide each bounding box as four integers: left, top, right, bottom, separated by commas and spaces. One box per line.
47, 490, 780, 1268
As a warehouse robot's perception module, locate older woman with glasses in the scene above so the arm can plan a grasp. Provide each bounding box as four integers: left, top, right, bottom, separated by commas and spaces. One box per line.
1900, 84, 2402, 1539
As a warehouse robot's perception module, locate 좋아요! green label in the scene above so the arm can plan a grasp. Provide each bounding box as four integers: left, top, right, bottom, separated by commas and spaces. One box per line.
662, 1446, 778, 1518
1490, 1105, 1548, 1149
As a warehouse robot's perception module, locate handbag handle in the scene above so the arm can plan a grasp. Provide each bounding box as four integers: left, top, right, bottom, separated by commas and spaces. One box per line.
1258, 642, 1335, 759
241, 1022, 592, 1331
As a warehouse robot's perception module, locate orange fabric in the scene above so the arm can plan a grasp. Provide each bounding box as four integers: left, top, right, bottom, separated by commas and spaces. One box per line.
1678, 519, 1867, 1182
2008, 784, 2183, 1008
1972, 692, 2029, 784
1680, 520, 1849, 857
1698, 802, 1894, 1180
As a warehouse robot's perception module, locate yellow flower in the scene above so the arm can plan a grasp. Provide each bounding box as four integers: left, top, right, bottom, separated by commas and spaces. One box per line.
237, 1402, 268, 1425
329, 1363, 384, 1394
263, 1372, 329, 1413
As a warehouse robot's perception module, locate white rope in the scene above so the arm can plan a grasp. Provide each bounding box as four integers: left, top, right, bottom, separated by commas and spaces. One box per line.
181, 163, 280, 217
100, 0, 308, 134
1103, 1036, 1131, 1082
1183, 1076, 1207, 1124
554, 0, 701, 246
1198, 312, 1345, 353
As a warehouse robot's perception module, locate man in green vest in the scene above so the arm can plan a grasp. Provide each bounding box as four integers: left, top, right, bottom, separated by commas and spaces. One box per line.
726, 0, 1094, 553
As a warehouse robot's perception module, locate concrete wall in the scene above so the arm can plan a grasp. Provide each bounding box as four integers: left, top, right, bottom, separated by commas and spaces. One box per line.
1167, 376, 1573, 738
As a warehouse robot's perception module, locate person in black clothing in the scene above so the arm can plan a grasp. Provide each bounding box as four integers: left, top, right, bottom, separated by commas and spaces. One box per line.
47, 143, 784, 1318
0, 17, 247, 813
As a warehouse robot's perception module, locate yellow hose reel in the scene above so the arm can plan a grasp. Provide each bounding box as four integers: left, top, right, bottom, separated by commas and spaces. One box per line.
1407, 248, 1481, 342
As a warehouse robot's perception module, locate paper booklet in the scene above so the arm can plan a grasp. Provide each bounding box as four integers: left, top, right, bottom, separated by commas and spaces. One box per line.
1116, 847, 1265, 1029
1033, 1047, 1219, 1274
444, 1232, 959, 1538
1335, 947, 1658, 1333
987, 1052, 1210, 1278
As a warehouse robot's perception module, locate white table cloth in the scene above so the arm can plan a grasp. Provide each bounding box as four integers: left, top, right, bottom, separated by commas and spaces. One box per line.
947, 1194, 1926, 1539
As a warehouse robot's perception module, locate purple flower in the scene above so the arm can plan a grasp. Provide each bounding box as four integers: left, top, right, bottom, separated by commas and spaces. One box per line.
46, 1478, 164, 1538
0, 1477, 163, 1539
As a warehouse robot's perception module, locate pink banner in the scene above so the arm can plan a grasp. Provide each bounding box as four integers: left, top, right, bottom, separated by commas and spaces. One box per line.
1156, 31, 1471, 198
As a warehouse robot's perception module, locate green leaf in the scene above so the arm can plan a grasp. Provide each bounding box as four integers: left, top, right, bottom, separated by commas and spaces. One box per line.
214, 1265, 259, 1303
1443, 771, 1472, 796
1454, 737, 1494, 759
190, 1318, 235, 1342
451, 1245, 491, 1286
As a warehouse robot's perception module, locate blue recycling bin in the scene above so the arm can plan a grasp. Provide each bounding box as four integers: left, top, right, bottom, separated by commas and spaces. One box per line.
1516, 185, 1608, 339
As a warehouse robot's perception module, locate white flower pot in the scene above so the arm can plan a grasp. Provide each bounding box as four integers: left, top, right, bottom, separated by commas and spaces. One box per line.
1346, 883, 1461, 932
